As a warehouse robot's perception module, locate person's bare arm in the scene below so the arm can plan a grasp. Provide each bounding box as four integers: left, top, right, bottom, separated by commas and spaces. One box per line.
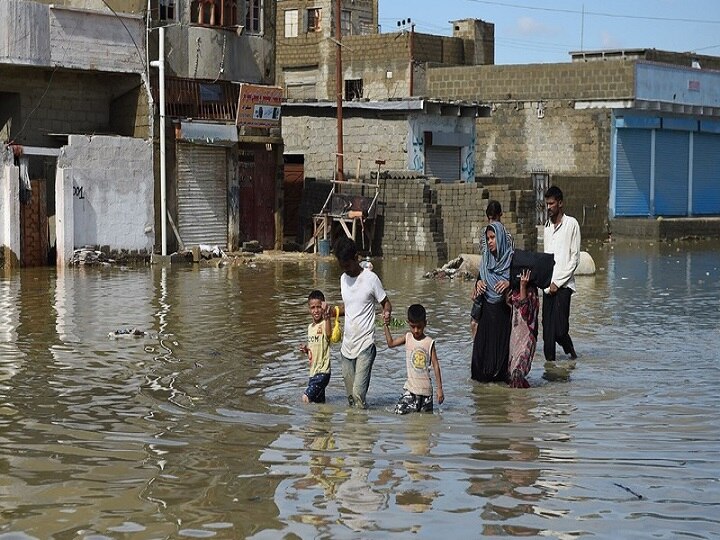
383, 324, 405, 348
431, 344, 444, 404
380, 296, 392, 322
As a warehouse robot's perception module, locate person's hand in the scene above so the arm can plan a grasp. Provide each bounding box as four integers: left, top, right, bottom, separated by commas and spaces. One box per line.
494, 279, 509, 294
383, 310, 392, 325
520, 269, 531, 284
472, 280, 487, 299
299, 344, 309, 355
549, 282, 559, 295
321, 302, 331, 319
437, 387, 444, 405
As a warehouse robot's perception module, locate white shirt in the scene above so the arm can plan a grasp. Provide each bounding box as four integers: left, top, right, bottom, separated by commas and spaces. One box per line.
544, 214, 581, 293
340, 268, 387, 358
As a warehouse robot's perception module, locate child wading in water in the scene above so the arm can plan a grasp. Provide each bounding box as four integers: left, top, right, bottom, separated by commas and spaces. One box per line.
300, 290, 333, 403
507, 269, 539, 388
384, 304, 444, 414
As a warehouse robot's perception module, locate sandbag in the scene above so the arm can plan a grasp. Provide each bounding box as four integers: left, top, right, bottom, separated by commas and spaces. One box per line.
510, 249, 555, 290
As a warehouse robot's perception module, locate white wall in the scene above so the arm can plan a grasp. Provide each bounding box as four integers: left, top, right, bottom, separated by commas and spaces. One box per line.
0, 148, 20, 268
57, 135, 154, 254
0, 0, 145, 73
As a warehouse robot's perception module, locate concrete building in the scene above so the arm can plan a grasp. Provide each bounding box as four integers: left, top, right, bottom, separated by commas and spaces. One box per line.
148, 0, 283, 252
1, 0, 153, 269
275, 0, 494, 100
426, 49, 720, 240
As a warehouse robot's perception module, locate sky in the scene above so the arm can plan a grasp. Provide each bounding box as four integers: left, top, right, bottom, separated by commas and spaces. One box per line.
378, 0, 720, 65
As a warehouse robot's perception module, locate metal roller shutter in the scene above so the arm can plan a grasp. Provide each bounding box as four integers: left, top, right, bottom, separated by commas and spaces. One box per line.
425, 146, 460, 182
615, 129, 651, 216
692, 133, 720, 215
655, 130, 689, 216
177, 143, 228, 248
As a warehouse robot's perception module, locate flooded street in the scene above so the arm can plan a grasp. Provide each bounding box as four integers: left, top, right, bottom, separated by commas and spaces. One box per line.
1, 242, 719, 539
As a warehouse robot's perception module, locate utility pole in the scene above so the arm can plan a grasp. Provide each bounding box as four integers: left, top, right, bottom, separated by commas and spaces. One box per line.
335, 0, 344, 182
398, 19, 414, 97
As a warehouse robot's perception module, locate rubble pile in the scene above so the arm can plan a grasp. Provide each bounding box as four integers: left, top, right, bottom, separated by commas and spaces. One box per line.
424, 255, 478, 280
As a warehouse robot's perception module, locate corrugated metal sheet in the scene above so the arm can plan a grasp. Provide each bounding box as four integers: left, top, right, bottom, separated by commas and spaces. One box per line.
692, 133, 720, 215
615, 129, 652, 216
655, 131, 689, 216
177, 143, 228, 248
425, 146, 460, 182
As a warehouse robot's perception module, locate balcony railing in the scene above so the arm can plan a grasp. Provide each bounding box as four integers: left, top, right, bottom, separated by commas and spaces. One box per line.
152, 77, 240, 121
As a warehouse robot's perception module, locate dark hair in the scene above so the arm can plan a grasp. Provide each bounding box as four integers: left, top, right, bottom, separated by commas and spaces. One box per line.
486, 200, 502, 220
407, 304, 426, 323
333, 236, 357, 262
308, 290, 325, 302
544, 185, 564, 201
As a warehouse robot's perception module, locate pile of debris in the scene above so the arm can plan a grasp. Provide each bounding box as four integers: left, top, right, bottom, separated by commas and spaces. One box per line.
71, 247, 111, 266
70, 246, 151, 267
424, 254, 480, 280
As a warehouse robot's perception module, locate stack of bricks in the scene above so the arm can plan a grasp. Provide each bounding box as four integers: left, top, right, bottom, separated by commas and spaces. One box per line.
435, 182, 488, 257
376, 177, 447, 262
297, 177, 537, 262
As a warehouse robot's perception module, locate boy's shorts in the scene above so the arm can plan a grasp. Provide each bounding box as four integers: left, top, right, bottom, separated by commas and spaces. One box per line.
395, 390, 433, 415
305, 372, 331, 403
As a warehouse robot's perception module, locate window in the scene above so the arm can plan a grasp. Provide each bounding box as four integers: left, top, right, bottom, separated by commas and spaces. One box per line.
340, 9, 351, 36
284, 9, 298, 38
190, 0, 237, 27
345, 79, 363, 100
306, 8, 321, 32
245, 0, 262, 34
159, 0, 176, 21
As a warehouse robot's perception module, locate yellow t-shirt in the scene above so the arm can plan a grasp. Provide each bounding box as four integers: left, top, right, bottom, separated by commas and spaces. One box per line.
307, 321, 331, 376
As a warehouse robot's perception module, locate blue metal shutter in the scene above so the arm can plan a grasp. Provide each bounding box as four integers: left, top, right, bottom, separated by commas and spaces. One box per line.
655, 130, 689, 216
615, 129, 651, 216
692, 133, 720, 215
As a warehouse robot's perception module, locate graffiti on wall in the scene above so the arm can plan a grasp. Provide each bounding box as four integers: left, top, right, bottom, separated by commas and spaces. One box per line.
73, 185, 85, 199
408, 118, 424, 172
461, 132, 476, 182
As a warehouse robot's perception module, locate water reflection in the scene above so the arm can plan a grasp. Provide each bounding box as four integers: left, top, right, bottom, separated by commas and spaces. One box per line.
0, 242, 718, 538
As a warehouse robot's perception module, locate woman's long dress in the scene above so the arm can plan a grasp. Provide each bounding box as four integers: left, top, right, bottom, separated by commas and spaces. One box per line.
471, 296, 511, 383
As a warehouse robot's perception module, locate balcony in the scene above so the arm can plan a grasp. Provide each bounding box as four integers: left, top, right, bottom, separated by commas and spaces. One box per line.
153, 77, 240, 121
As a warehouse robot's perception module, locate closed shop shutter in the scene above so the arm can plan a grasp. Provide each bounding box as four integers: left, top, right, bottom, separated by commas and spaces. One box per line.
655, 130, 689, 216
692, 133, 720, 215
615, 129, 651, 216
177, 143, 228, 248
425, 146, 460, 182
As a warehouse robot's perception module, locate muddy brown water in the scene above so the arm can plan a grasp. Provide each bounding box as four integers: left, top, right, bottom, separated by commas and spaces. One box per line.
1, 241, 719, 538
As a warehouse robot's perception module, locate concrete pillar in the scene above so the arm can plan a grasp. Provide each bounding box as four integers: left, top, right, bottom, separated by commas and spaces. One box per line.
55, 166, 74, 267
1, 163, 20, 269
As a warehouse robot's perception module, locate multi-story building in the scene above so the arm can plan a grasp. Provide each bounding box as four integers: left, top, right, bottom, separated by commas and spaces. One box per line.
1, 0, 153, 269
148, 0, 282, 252
275, 0, 494, 101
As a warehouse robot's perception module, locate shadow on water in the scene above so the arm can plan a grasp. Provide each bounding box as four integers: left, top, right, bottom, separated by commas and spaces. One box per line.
0, 241, 719, 537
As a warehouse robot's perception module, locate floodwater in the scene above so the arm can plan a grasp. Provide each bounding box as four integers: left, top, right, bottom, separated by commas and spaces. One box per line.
1, 241, 719, 539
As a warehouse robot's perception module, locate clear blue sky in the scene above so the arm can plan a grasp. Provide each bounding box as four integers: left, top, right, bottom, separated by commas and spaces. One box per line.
379, 0, 720, 65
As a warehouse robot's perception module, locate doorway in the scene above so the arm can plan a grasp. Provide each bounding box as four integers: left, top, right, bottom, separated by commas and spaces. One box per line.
19, 156, 57, 267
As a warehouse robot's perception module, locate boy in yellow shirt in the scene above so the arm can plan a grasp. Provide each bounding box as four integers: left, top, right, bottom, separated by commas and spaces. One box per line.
300, 290, 332, 403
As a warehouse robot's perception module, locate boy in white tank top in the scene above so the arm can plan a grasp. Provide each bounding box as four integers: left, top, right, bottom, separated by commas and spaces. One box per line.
384, 304, 444, 414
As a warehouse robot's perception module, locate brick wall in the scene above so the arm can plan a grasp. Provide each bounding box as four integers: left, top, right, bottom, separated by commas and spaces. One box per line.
283, 113, 409, 179
0, 67, 146, 146
427, 61, 635, 102
475, 104, 612, 177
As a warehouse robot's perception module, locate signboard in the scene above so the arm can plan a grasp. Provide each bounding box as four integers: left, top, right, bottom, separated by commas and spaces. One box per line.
236, 84, 283, 128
